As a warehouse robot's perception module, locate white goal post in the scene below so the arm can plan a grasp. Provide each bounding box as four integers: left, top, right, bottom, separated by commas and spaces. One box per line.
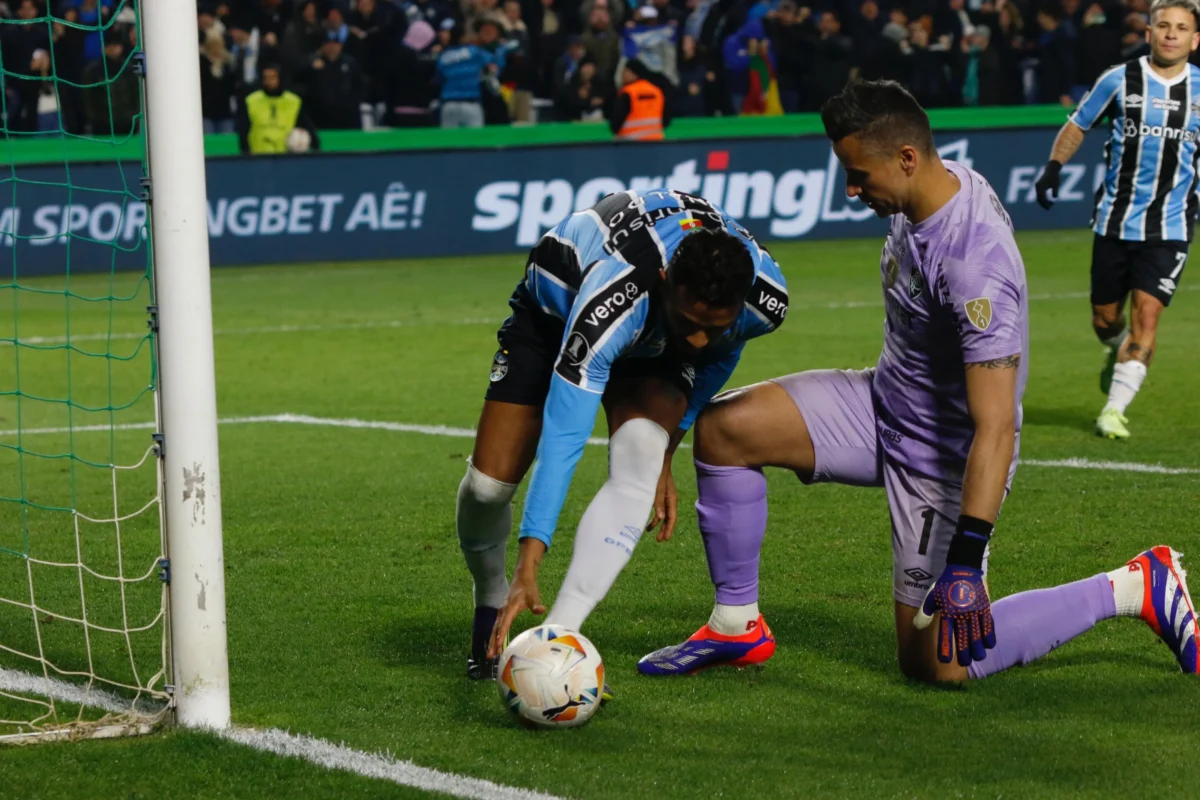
143, 0, 231, 729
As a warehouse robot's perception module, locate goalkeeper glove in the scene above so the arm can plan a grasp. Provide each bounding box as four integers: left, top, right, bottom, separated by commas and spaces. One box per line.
913, 516, 996, 667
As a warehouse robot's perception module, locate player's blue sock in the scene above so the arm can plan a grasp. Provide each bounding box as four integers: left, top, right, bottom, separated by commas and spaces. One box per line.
967, 573, 1116, 679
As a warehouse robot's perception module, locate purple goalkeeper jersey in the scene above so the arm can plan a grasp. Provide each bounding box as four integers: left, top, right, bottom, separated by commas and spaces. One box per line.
871, 161, 1029, 484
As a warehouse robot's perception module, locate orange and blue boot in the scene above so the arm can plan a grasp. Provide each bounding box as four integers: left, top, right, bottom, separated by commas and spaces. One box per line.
1127, 546, 1199, 674
637, 615, 776, 676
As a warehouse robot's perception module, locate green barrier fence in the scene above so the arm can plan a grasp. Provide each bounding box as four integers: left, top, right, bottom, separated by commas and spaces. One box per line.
4, 105, 1071, 166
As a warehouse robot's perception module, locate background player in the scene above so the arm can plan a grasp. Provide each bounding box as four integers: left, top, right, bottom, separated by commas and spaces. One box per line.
1035, 0, 1200, 439
639, 80, 1199, 683
456, 189, 789, 680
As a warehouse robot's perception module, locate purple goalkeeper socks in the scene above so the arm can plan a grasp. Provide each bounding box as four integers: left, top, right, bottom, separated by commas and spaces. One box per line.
968, 573, 1117, 679
695, 460, 768, 606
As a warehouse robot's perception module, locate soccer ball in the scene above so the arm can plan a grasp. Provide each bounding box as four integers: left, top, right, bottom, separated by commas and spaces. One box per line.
496, 625, 604, 729
286, 127, 311, 154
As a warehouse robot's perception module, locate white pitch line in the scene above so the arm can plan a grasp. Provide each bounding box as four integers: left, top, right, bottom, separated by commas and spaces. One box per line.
220, 728, 567, 800
1, 413, 1197, 476
1020, 457, 1200, 475
8, 284, 1198, 347
0, 667, 565, 800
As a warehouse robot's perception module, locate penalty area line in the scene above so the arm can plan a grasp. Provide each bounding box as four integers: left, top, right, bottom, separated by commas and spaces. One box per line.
1, 413, 1198, 476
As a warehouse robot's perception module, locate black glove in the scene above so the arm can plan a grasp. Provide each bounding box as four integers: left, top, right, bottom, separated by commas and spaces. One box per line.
1034, 160, 1062, 210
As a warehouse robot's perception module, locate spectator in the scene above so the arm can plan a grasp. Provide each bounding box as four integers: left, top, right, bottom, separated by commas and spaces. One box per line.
536, 0, 569, 98
281, 0, 325, 89
466, 0, 501, 35
257, 0, 291, 41
1036, 6, 1076, 106
906, 20, 952, 107
959, 25, 1002, 106
405, 0, 456, 30
51, 7, 88, 135
676, 33, 716, 117
474, 16, 513, 124
435, 19, 499, 128
348, 0, 401, 111
304, 30, 366, 129
499, 0, 534, 122
582, 0, 628, 31
804, 11, 853, 111
82, 28, 138, 136
75, 0, 117, 66
767, 0, 809, 113
200, 28, 238, 133
553, 35, 589, 99
1, 0, 49, 133
851, 0, 885, 68
387, 19, 440, 127
1120, 11, 1151, 60
238, 63, 320, 153
557, 56, 611, 120
619, 5, 679, 87
651, 0, 687, 28
226, 14, 259, 92
610, 59, 668, 139
581, 3, 621, 83
864, 15, 913, 84
1076, 3, 1121, 93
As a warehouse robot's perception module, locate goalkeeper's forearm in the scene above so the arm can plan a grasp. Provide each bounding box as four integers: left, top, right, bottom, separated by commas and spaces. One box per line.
959, 422, 1014, 525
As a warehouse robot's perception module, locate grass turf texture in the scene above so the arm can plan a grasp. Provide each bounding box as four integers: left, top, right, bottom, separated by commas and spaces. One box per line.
1, 229, 1198, 798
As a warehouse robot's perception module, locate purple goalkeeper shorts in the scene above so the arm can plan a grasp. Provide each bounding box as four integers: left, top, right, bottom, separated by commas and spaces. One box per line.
770, 368, 991, 607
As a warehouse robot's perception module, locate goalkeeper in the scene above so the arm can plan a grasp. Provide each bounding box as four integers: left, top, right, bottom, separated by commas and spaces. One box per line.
455, 188, 788, 680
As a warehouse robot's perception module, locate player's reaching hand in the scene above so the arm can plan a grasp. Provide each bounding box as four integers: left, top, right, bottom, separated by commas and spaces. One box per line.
646, 456, 678, 542
488, 540, 547, 658
914, 516, 997, 666
1034, 160, 1062, 210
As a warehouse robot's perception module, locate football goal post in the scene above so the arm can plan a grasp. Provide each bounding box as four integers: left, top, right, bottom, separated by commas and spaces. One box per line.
0, 0, 229, 741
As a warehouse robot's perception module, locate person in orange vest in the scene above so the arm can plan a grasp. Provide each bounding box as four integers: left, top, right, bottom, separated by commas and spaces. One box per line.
609, 58, 669, 141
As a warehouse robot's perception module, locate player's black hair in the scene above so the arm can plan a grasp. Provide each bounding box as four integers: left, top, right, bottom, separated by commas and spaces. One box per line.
667, 228, 755, 309
820, 80, 935, 156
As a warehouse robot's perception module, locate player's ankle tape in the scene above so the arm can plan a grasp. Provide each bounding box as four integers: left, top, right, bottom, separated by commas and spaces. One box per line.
947, 516, 993, 569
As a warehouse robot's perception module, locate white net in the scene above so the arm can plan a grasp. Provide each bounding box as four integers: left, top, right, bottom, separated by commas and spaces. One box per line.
0, 1, 170, 741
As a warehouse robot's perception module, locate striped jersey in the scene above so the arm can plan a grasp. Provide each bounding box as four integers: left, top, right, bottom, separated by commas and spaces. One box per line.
1071, 57, 1200, 242
516, 188, 788, 547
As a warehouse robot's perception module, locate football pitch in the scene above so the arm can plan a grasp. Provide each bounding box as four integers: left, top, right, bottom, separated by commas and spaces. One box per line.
2, 229, 1198, 798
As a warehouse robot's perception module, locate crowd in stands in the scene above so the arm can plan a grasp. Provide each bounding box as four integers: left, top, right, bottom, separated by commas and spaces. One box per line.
0, 0, 1183, 145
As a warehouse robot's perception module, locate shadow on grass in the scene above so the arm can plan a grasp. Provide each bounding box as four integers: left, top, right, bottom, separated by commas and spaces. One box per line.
1022, 404, 1097, 434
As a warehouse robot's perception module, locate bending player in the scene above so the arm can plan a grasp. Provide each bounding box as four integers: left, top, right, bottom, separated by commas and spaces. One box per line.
640, 80, 1197, 683
1035, 0, 1200, 439
456, 189, 788, 680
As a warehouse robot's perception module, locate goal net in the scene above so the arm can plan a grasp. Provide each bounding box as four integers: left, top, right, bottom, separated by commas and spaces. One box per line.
0, 0, 227, 741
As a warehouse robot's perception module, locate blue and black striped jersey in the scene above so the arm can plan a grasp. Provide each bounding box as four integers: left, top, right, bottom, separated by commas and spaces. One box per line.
1071, 57, 1200, 242
517, 188, 788, 547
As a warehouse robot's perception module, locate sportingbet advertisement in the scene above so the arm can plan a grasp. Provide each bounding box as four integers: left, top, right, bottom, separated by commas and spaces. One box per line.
5, 127, 1107, 275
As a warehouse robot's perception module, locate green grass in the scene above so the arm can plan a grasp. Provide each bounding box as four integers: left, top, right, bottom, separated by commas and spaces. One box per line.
1, 229, 1198, 798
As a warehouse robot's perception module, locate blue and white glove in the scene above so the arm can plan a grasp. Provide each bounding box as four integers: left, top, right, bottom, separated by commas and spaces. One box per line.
913, 516, 996, 667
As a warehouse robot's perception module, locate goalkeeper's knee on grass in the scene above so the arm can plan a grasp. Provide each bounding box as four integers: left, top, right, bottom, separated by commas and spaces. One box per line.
547, 418, 669, 630
456, 461, 517, 609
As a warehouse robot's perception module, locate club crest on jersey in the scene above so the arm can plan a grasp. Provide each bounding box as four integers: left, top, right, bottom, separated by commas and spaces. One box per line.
907, 270, 924, 300
884, 255, 899, 288
489, 350, 509, 382
964, 297, 993, 331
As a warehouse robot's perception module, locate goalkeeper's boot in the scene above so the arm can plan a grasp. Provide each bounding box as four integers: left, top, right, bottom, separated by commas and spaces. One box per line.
636, 615, 775, 676
1095, 406, 1131, 440
466, 606, 499, 681
1100, 349, 1117, 395
1126, 547, 1199, 674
